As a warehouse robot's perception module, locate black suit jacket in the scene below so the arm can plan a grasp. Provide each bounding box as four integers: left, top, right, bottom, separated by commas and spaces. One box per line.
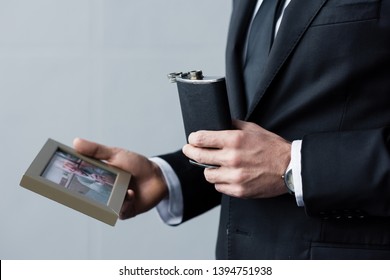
160, 0, 390, 259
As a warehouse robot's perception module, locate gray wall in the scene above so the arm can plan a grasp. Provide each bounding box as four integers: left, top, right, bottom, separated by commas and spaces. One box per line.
0, 0, 231, 259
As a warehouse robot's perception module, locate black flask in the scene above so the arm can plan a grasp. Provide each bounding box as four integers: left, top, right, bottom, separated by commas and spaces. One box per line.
168, 70, 232, 168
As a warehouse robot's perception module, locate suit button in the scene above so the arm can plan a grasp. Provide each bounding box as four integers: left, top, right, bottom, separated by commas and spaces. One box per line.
319, 211, 330, 220
343, 209, 354, 219
355, 209, 366, 219
330, 210, 341, 219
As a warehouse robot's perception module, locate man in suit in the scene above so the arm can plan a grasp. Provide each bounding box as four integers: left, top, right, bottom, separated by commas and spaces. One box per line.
74, 0, 390, 259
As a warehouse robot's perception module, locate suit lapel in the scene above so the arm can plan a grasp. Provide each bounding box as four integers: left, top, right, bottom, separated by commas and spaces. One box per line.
245, 0, 328, 119
225, 0, 257, 119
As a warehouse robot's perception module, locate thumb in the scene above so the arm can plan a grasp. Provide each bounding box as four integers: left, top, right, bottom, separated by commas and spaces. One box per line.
73, 137, 114, 161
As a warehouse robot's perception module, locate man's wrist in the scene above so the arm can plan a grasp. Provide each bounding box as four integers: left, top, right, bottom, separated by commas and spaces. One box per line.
150, 161, 169, 200
150, 157, 183, 225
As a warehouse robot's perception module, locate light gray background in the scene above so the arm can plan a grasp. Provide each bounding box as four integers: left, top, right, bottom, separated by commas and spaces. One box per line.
0, 0, 231, 259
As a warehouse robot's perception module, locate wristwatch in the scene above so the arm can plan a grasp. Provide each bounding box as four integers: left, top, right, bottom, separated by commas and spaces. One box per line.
282, 162, 295, 195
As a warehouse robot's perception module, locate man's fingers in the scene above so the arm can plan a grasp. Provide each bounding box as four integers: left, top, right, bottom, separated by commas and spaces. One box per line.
188, 130, 230, 148
182, 144, 225, 166
204, 166, 247, 185
73, 137, 115, 160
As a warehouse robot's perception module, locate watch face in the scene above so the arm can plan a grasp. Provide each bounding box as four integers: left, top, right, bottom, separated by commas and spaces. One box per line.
284, 169, 294, 194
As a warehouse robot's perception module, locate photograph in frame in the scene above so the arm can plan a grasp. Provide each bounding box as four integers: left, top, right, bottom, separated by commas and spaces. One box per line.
20, 138, 131, 226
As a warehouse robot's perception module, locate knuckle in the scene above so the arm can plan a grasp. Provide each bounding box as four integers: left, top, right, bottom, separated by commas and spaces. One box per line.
190, 132, 205, 145
214, 184, 224, 194
204, 169, 215, 182
232, 169, 247, 184
233, 185, 247, 198
248, 122, 259, 130
230, 131, 245, 148
227, 151, 242, 167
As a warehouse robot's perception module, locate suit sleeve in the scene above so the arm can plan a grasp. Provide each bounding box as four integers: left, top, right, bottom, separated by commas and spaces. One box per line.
159, 150, 221, 222
301, 127, 390, 218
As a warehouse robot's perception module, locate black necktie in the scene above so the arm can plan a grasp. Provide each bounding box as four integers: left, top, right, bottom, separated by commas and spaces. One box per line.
243, 0, 282, 110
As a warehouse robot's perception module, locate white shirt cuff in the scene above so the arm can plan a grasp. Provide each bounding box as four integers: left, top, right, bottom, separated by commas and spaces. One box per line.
149, 157, 183, 225
291, 140, 304, 207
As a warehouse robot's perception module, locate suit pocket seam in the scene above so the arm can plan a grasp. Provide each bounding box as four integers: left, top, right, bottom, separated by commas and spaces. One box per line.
311, 17, 378, 28
311, 1, 380, 27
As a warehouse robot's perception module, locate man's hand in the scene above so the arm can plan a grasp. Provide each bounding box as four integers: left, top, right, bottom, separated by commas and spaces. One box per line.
73, 138, 168, 219
182, 120, 291, 199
